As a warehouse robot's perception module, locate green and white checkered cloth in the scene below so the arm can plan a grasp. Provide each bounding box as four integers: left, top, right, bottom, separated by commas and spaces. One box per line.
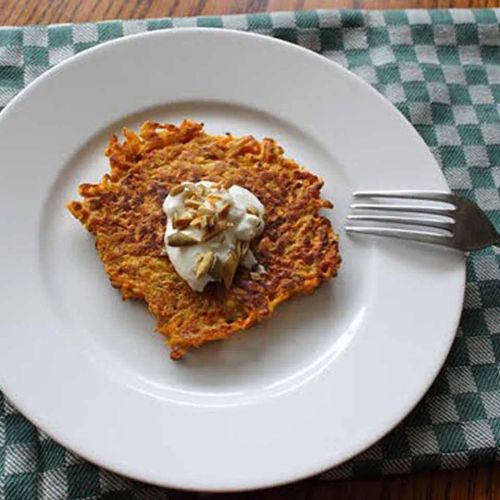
1, 9, 499, 498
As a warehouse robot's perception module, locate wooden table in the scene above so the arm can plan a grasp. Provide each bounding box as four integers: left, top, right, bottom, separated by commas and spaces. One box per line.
0, 0, 498, 25
1, 1, 498, 499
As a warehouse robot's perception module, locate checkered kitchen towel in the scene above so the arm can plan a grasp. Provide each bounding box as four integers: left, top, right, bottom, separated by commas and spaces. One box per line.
1, 9, 499, 498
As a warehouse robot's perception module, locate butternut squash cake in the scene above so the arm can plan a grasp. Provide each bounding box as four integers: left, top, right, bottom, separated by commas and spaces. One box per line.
68, 120, 341, 359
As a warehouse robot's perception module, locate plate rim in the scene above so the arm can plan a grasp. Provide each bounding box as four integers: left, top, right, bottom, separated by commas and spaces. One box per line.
0, 28, 465, 491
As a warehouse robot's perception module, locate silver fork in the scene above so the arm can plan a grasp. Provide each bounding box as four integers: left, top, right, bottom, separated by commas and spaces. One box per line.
346, 191, 500, 251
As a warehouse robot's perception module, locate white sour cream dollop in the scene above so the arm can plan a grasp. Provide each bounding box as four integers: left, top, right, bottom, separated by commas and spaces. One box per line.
163, 181, 265, 291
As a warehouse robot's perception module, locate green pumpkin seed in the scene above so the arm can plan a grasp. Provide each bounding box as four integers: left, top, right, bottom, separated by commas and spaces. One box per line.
195, 251, 215, 278
167, 232, 198, 247
222, 251, 239, 289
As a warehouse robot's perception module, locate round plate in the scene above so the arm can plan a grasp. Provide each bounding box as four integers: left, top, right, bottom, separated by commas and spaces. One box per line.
0, 29, 464, 491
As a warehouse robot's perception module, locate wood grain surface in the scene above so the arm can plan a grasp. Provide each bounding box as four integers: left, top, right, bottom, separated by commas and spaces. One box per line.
1, 0, 499, 499
0, 0, 498, 25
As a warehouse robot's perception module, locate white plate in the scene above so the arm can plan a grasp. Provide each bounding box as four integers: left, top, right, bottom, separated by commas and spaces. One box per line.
0, 29, 464, 491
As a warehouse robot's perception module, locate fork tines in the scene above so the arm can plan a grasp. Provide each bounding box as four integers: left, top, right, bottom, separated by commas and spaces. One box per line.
346, 191, 457, 247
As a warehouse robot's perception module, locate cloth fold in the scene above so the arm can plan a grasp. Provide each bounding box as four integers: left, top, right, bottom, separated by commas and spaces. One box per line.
0, 9, 499, 499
